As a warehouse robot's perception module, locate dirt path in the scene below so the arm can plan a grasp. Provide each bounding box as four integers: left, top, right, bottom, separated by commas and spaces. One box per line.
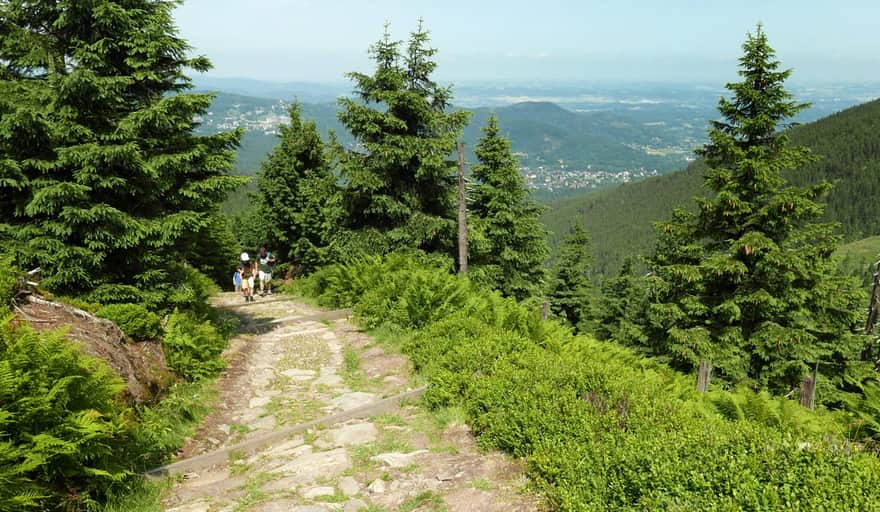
163, 293, 540, 512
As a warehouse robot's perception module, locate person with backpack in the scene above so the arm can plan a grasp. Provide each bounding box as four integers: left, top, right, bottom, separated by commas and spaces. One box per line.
258, 247, 277, 296
239, 252, 256, 303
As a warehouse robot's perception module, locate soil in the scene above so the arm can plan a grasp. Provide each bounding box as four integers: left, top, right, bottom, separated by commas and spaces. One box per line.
163, 292, 542, 512
16, 296, 171, 403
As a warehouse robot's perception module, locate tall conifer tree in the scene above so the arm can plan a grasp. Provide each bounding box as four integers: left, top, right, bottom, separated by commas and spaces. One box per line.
547, 220, 594, 328
256, 103, 340, 273
0, 0, 245, 294
647, 26, 867, 399
337, 21, 470, 255
470, 115, 548, 300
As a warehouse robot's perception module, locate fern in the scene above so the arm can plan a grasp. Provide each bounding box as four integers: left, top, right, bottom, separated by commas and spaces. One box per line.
0, 317, 130, 510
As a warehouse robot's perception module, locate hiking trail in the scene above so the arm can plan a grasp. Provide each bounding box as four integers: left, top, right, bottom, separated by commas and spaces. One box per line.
162, 292, 539, 512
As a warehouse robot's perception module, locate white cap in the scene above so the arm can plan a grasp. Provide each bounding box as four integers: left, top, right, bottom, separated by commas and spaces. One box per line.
240, 252, 250, 261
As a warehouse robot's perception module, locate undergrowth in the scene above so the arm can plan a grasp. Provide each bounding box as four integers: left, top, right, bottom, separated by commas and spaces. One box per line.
301, 252, 880, 510
0, 257, 237, 510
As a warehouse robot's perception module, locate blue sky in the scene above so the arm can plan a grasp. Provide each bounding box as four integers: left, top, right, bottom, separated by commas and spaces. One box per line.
173, 0, 880, 83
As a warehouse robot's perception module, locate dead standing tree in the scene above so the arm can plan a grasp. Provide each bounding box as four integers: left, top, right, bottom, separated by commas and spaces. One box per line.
865, 260, 880, 334
696, 359, 712, 393
457, 142, 468, 275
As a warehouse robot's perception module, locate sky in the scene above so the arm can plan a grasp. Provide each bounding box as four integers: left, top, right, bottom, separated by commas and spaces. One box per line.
173, 0, 880, 84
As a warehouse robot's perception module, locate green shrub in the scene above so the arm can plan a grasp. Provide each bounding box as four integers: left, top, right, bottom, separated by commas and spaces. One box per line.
96, 303, 163, 340
84, 267, 220, 317
0, 255, 16, 313
161, 310, 227, 381
86, 284, 149, 307
164, 267, 220, 318
0, 318, 130, 511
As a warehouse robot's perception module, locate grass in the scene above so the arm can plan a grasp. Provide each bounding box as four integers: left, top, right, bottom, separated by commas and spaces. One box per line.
836, 235, 880, 287
98, 478, 172, 512
372, 413, 407, 426
470, 477, 493, 491
403, 406, 467, 455
232, 471, 277, 512
348, 431, 415, 475
228, 449, 251, 476
398, 491, 447, 512
265, 395, 324, 425
367, 324, 408, 355
342, 346, 371, 391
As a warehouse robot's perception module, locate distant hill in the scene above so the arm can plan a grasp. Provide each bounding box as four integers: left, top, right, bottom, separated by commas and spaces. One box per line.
199, 91, 694, 177
542, 98, 880, 276
463, 102, 686, 172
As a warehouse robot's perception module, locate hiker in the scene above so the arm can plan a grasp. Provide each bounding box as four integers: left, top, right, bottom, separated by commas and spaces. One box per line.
258, 246, 276, 296
239, 252, 256, 302
233, 268, 242, 293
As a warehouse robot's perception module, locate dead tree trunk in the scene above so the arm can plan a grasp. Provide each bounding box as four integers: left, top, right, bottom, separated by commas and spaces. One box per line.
800, 363, 818, 410
541, 301, 550, 320
457, 142, 468, 275
696, 359, 712, 393
866, 260, 880, 334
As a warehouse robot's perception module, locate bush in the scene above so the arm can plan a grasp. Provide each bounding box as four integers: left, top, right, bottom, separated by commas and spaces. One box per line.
96, 303, 163, 340
85, 267, 220, 317
164, 267, 221, 319
300, 252, 880, 509
0, 255, 17, 313
0, 318, 130, 511
161, 310, 227, 381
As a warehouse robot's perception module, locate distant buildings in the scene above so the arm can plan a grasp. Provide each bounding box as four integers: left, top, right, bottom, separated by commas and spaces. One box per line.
520, 165, 659, 191
198, 100, 291, 135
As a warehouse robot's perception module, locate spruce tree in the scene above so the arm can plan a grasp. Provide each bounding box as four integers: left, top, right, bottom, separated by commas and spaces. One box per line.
547, 220, 593, 328
0, 0, 245, 295
337, 21, 470, 255
469, 115, 548, 300
595, 257, 649, 346
256, 103, 340, 274
647, 25, 867, 399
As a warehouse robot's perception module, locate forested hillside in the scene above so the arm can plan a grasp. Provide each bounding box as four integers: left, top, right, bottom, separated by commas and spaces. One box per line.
544, 98, 880, 275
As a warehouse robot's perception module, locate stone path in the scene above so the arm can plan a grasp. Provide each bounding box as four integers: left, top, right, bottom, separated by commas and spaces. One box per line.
163, 293, 539, 512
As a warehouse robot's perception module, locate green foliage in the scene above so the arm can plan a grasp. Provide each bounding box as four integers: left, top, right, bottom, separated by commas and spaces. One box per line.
547, 220, 596, 330
0, 319, 129, 510
835, 235, 880, 289
96, 303, 162, 341
594, 257, 649, 346
645, 26, 869, 401
300, 252, 880, 509
255, 103, 342, 273
469, 115, 548, 300
0, 0, 247, 295
85, 266, 220, 318
0, 255, 16, 314
336, 21, 470, 255
161, 310, 227, 381
187, 212, 241, 286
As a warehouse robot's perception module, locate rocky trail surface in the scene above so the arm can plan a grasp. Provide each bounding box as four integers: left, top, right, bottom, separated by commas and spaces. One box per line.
162, 293, 539, 512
